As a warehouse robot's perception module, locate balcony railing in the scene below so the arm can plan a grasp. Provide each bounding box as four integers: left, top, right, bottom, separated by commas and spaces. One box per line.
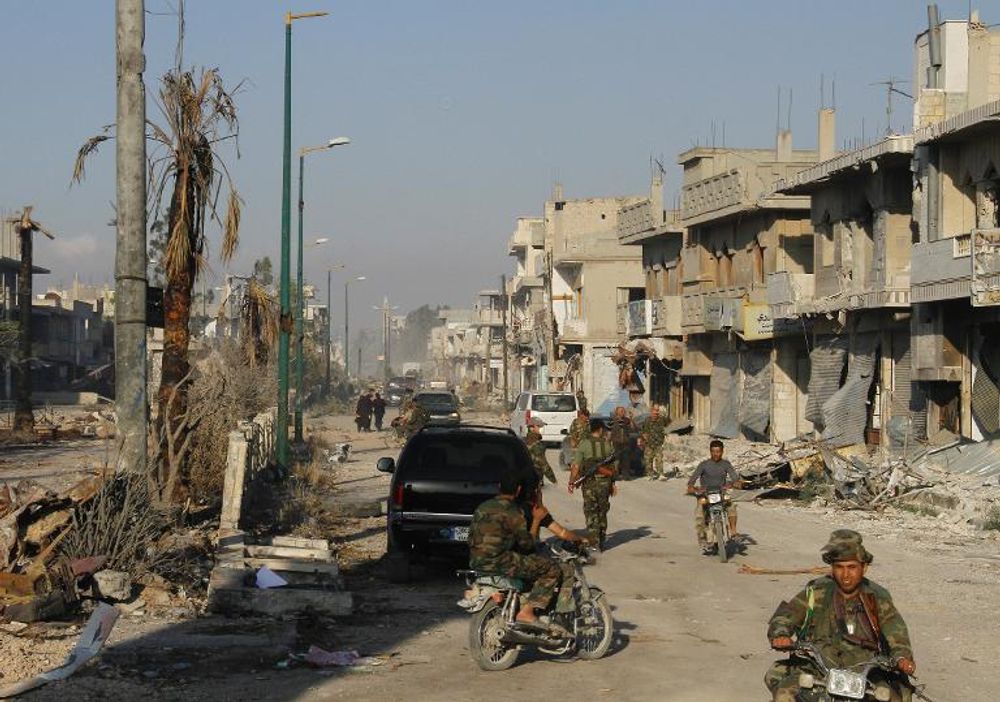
681, 168, 746, 221
561, 317, 588, 339
616, 200, 655, 240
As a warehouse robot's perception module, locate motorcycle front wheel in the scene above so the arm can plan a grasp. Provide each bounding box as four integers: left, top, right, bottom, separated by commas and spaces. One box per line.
469, 601, 519, 671
575, 590, 614, 660
714, 517, 728, 563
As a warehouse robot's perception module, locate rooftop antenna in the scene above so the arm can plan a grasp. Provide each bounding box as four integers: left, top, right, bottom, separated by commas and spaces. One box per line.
722, 121, 726, 148
776, 86, 782, 138
787, 88, 793, 132
832, 75, 837, 110
821, 73, 825, 110
870, 77, 913, 135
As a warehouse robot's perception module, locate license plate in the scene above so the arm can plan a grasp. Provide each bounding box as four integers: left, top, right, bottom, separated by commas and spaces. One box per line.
708, 493, 722, 504
827, 669, 867, 699
451, 527, 469, 542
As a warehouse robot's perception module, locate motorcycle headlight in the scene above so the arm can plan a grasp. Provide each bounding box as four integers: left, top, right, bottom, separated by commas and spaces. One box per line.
797, 673, 815, 690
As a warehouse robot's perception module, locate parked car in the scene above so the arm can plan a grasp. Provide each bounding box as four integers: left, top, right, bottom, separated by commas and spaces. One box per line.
413, 390, 461, 425
385, 377, 411, 406
509, 391, 579, 445
377, 424, 532, 582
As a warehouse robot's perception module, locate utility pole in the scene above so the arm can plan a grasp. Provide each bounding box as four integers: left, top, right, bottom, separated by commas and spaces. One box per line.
325, 268, 332, 393
115, 0, 148, 474
373, 296, 398, 380
500, 274, 509, 410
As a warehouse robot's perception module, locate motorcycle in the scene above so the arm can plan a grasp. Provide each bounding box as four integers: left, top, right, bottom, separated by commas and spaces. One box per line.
695, 488, 731, 562
458, 540, 614, 671
785, 642, 916, 701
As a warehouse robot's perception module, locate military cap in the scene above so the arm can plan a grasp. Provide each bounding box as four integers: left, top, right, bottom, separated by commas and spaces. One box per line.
821, 529, 873, 565
527, 417, 546, 428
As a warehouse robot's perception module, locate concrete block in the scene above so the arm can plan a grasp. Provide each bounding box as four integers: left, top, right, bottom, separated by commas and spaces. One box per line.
244, 545, 333, 561
208, 572, 353, 618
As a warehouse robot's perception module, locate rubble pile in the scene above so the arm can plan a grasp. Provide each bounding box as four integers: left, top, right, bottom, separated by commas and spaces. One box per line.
663, 432, 1000, 529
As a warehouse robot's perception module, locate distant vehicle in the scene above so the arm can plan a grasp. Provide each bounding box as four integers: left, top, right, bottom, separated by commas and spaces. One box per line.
413, 390, 461, 426
386, 376, 418, 406
509, 391, 579, 445
377, 424, 531, 583
425, 379, 449, 390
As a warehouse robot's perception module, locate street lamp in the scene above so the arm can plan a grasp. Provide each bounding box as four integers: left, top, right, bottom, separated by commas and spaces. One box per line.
344, 275, 366, 378
293, 234, 330, 444
277, 9, 327, 469
325, 263, 346, 392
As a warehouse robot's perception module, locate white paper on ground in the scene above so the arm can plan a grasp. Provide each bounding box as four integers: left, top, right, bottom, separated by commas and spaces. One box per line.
255, 566, 288, 589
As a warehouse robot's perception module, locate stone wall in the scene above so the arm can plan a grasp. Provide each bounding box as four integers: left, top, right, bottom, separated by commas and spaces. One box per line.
220, 409, 277, 533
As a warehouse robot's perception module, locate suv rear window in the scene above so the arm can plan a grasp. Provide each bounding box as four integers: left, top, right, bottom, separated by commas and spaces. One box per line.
531, 394, 576, 412
401, 435, 528, 481
416, 393, 456, 408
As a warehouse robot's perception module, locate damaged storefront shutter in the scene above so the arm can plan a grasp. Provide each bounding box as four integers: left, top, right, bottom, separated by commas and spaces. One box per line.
710, 352, 739, 438
739, 349, 771, 440
972, 329, 1000, 435
888, 331, 927, 446
821, 332, 879, 447
805, 335, 849, 432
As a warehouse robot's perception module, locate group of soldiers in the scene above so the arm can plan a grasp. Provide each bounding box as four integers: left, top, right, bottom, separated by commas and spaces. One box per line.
487, 412, 918, 699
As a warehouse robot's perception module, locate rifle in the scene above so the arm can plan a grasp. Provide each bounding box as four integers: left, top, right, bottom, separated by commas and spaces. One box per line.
570, 452, 617, 488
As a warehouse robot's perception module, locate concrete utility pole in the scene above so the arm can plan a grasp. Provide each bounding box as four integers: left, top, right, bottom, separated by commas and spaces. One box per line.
115, 0, 148, 474
373, 296, 398, 380
500, 274, 509, 409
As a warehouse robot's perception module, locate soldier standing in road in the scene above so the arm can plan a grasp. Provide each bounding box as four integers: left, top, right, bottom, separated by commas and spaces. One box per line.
567, 408, 591, 449
575, 389, 588, 413
372, 392, 387, 431
524, 418, 557, 485
609, 406, 635, 478
638, 405, 670, 480
568, 418, 617, 551
765, 530, 916, 701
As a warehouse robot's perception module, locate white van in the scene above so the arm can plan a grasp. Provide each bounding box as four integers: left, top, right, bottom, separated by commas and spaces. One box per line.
509, 392, 579, 445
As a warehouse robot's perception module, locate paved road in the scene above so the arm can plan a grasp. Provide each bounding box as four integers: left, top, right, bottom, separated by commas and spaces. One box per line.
294, 437, 998, 702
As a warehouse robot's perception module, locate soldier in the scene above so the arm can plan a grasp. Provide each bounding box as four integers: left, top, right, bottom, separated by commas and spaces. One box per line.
568, 418, 617, 551
575, 389, 588, 413
609, 406, 635, 478
765, 530, 916, 702
567, 408, 591, 449
524, 418, 557, 485
637, 405, 670, 480
405, 399, 430, 438
468, 465, 564, 628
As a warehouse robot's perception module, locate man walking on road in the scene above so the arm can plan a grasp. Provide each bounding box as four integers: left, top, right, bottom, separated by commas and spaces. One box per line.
637, 404, 669, 480
567, 408, 590, 449
765, 530, 916, 701
372, 392, 387, 431
569, 418, 617, 551
686, 440, 740, 552
609, 406, 635, 478
524, 418, 557, 485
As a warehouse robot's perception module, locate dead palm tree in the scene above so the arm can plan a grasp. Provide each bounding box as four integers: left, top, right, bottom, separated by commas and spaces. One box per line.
73, 68, 242, 453
5, 207, 54, 432
239, 277, 278, 368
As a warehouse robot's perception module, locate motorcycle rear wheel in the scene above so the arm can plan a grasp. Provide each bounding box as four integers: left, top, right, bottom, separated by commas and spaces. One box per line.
469, 601, 519, 671
714, 518, 728, 563
575, 591, 614, 660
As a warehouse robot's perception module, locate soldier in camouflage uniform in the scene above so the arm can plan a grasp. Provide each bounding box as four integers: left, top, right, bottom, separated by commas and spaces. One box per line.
524, 419, 557, 484
575, 389, 588, 413
637, 405, 670, 480
469, 466, 563, 626
765, 530, 916, 701
568, 419, 617, 551
609, 406, 635, 478
567, 409, 591, 449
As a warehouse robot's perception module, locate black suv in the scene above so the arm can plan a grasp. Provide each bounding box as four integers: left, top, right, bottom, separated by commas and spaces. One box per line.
412, 390, 461, 426
376, 424, 531, 582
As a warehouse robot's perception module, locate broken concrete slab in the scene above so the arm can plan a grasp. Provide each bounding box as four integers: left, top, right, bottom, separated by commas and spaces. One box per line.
208, 570, 353, 618
92, 570, 132, 602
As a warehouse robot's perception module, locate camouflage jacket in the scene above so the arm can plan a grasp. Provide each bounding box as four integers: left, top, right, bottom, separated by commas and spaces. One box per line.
609, 416, 634, 446
639, 415, 669, 448
767, 575, 913, 667
525, 433, 547, 466
406, 404, 430, 430
573, 435, 617, 479
568, 417, 590, 447
468, 496, 534, 573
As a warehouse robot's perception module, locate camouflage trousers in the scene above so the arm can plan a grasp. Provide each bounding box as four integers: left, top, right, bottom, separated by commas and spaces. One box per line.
695, 500, 736, 546
643, 443, 665, 477
497, 552, 561, 611
534, 458, 557, 485
613, 443, 632, 477
582, 476, 613, 545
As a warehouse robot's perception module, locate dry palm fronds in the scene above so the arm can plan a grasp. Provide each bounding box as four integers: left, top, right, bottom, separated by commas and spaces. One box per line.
240, 277, 278, 367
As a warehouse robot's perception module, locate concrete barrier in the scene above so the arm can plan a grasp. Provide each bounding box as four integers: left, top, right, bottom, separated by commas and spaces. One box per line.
219, 409, 276, 532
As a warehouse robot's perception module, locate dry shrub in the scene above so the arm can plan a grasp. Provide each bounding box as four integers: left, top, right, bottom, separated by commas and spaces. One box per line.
186, 342, 275, 503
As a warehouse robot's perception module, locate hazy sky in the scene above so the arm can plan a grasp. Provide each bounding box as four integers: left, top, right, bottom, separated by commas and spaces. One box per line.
0, 0, 977, 336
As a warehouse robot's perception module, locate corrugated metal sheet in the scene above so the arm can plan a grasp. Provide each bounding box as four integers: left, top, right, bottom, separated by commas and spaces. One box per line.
710, 352, 739, 438
924, 439, 1000, 479
890, 330, 927, 443
739, 349, 771, 440
972, 332, 1000, 435
821, 332, 879, 447
805, 335, 849, 431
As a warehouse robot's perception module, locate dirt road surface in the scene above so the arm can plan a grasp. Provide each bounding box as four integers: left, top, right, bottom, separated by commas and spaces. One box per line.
20, 411, 1000, 700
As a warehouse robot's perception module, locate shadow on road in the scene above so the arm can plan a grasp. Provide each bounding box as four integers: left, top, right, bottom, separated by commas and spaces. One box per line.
604, 526, 653, 551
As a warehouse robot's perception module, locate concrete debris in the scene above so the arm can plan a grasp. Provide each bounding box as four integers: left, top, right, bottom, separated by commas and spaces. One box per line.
92, 570, 132, 602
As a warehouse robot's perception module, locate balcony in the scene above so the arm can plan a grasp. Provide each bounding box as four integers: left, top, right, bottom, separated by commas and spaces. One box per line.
617, 300, 654, 338
561, 317, 588, 340
651, 295, 683, 336
553, 236, 637, 267
767, 271, 815, 319
909, 231, 984, 303
616, 200, 655, 241
680, 168, 746, 222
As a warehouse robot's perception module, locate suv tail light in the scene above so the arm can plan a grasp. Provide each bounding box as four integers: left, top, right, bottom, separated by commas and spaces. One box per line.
392, 484, 405, 509
524, 410, 531, 426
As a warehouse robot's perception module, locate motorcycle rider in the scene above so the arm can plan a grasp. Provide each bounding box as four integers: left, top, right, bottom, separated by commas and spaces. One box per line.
686, 439, 740, 553
468, 465, 566, 629
766, 529, 916, 701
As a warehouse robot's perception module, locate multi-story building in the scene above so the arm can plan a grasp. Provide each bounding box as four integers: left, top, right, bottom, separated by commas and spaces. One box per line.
506, 217, 547, 394
427, 291, 505, 391
616, 173, 686, 417
676, 131, 819, 439
545, 186, 646, 406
